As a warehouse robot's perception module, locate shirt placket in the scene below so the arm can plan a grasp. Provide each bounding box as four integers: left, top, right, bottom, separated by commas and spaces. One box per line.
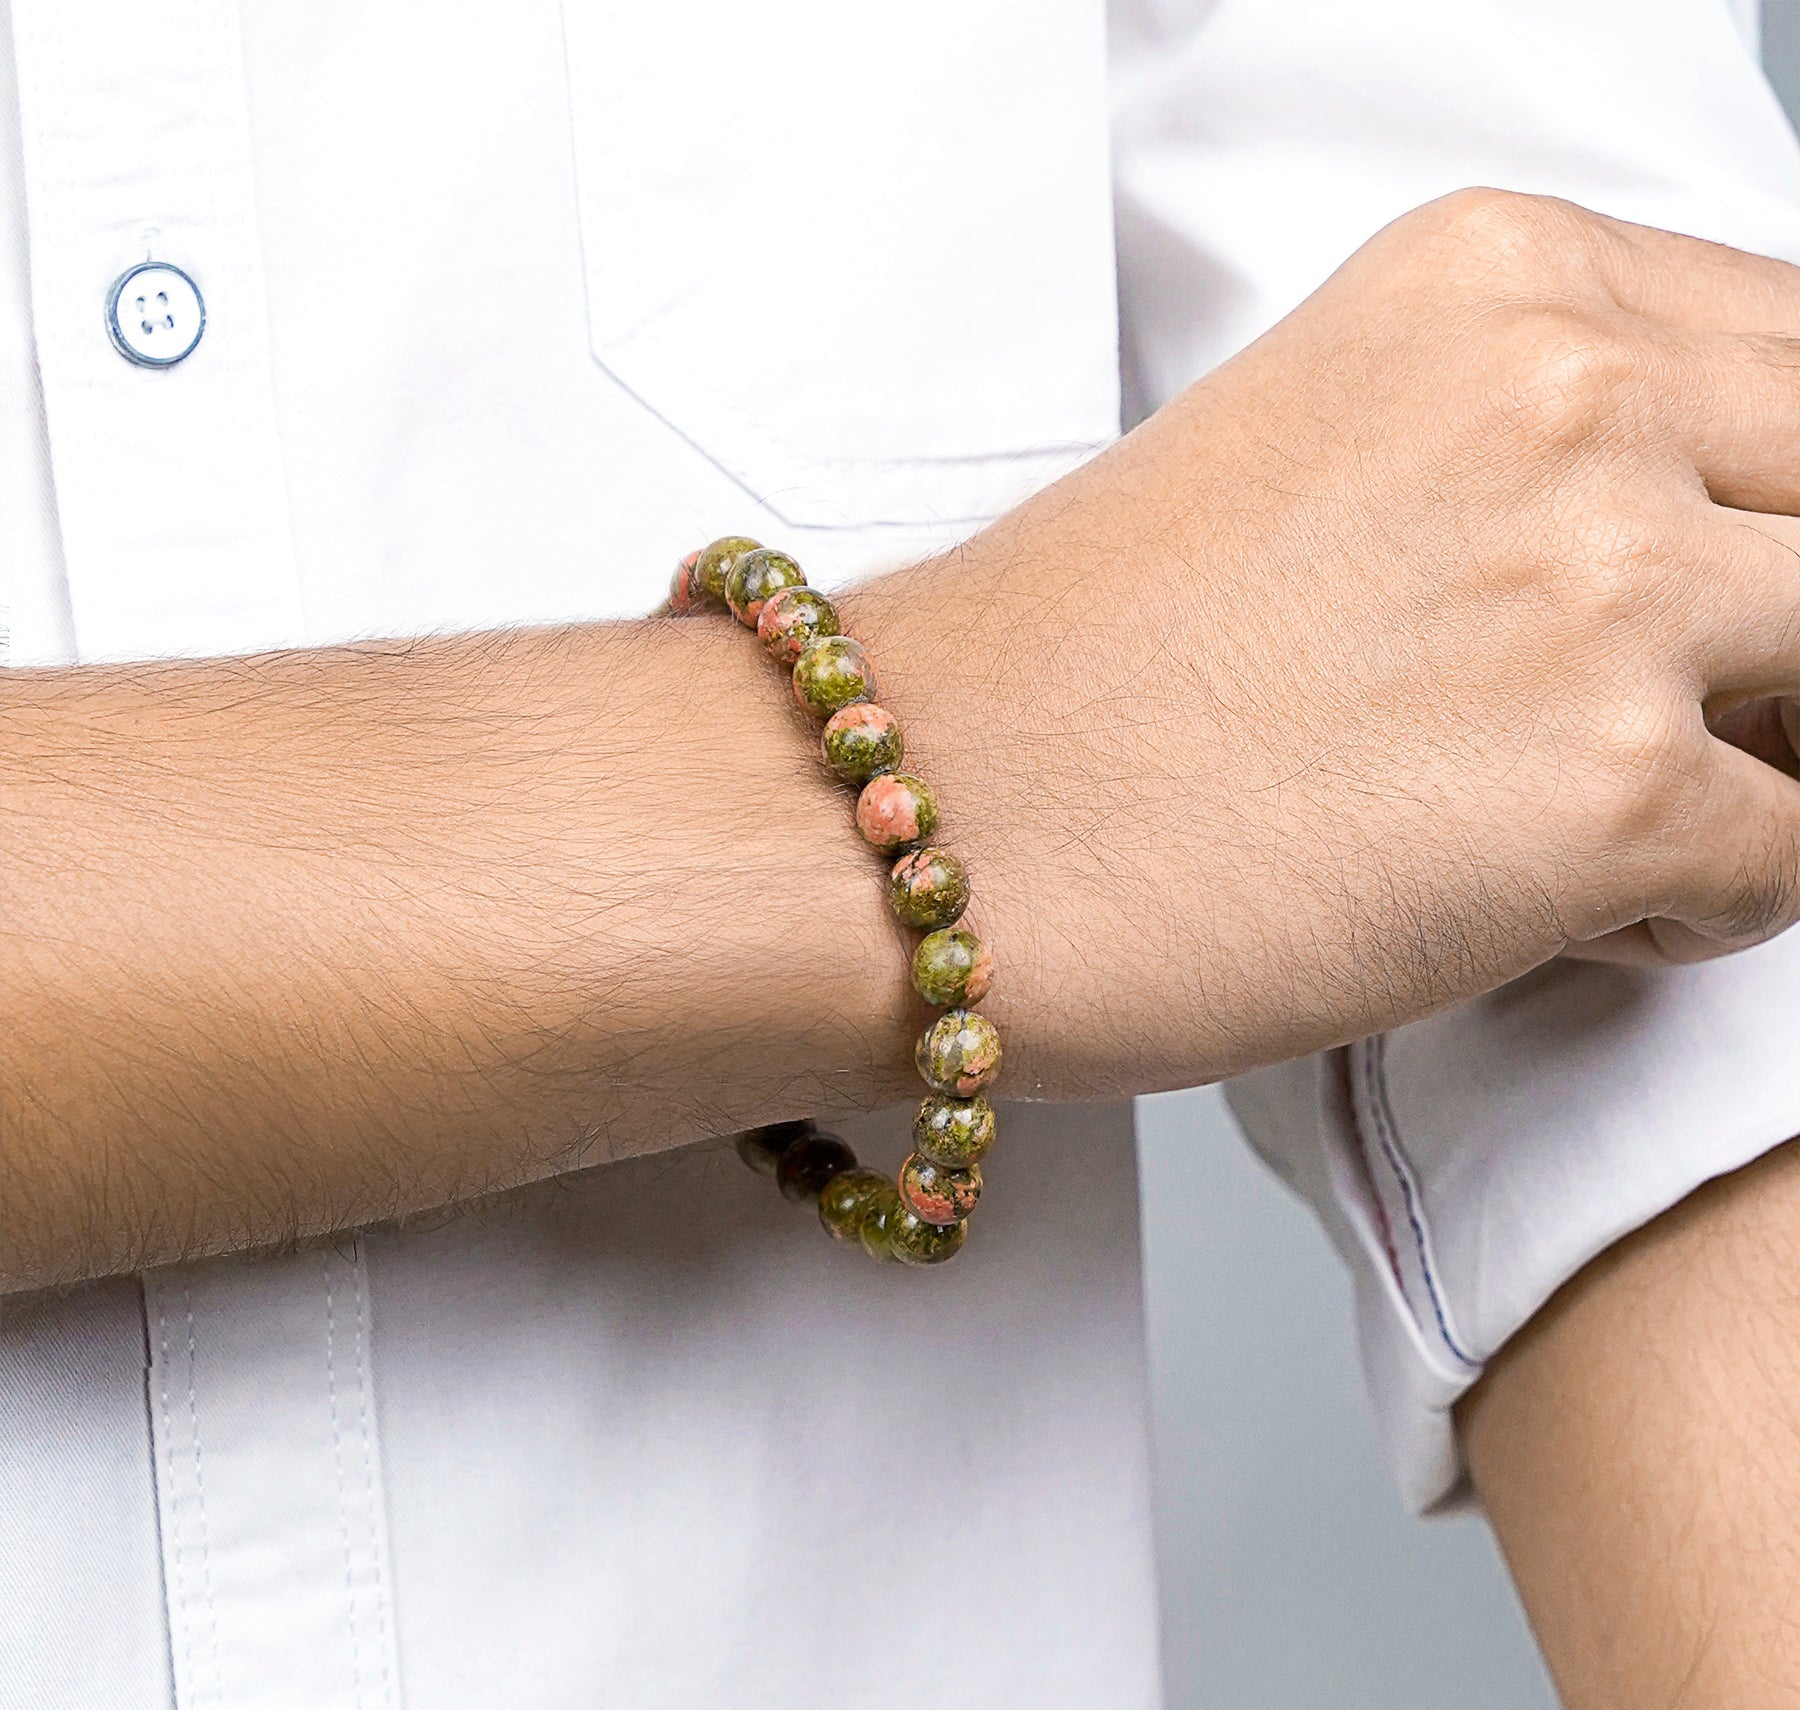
11, 5, 402, 1707
141, 1249, 405, 1710
12, 0, 304, 662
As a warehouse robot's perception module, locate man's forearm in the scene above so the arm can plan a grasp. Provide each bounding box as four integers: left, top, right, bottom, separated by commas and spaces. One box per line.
19, 190, 1800, 1291
1461, 1140, 1800, 1707
0, 616, 920, 1289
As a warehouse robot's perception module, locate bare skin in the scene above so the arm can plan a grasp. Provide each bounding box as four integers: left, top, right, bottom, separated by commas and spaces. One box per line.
12, 188, 1800, 1290
1462, 1140, 1800, 1709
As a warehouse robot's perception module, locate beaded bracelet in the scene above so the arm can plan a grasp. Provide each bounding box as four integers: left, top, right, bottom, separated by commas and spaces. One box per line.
670, 535, 1000, 1266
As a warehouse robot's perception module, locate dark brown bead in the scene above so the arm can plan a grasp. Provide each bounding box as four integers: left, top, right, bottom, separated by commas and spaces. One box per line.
889, 1207, 968, 1266
887, 847, 969, 930
735, 1120, 815, 1176
899, 1153, 982, 1226
776, 1132, 857, 1204
913, 1095, 996, 1169
818, 1167, 890, 1242
693, 535, 761, 606
726, 548, 807, 627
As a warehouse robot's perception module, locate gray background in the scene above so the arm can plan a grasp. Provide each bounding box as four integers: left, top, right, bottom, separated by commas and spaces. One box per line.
1137, 10, 1800, 1705
1139, 1087, 1556, 1709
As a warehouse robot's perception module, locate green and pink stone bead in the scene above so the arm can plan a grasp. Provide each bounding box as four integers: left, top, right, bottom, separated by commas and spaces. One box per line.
758, 586, 839, 664
673, 535, 1000, 1266
725, 547, 806, 626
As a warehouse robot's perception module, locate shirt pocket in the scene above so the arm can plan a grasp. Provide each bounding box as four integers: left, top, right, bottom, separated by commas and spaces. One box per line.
560, 0, 1120, 530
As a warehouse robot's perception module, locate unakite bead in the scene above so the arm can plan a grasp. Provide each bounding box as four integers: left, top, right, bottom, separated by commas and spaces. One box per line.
916, 1009, 1002, 1096
726, 547, 807, 628
792, 635, 876, 720
911, 926, 993, 1007
735, 1119, 814, 1176
821, 703, 904, 785
669, 549, 702, 614
913, 1094, 996, 1169
693, 535, 761, 606
856, 1178, 905, 1262
888, 847, 969, 930
818, 1167, 890, 1242
889, 1207, 968, 1266
855, 772, 938, 853
899, 1153, 982, 1226
757, 586, 839, 665
776, 1132, 858, 1204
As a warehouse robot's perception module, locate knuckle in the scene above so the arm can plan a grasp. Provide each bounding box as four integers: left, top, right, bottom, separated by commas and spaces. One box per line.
1584, 707, 1800, 950
1705, 834, 1800, 945
1551, 503, 1680, 618
1412, 187, 1584, 262
1587, 698, 1697, 850
1488, 308, 1642, 447
1693, 781, 1800, 946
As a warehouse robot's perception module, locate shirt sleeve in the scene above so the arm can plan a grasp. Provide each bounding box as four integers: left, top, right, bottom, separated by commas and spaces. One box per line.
1109, 0, 1800, 1512
1109, 0, 1800, 418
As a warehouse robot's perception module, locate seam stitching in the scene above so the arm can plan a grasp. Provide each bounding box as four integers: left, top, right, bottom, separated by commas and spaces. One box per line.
323, 1254, 368, 1710
1360, 1038, 1482, 1371
1342, 1047, 1407, 1299
351, 1250, 396, 1708
183, 1283, 224, 1703
156, 1293, 198, 1707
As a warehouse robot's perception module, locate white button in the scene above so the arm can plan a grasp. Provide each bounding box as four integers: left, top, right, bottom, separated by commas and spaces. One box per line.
106, 262, 205, 368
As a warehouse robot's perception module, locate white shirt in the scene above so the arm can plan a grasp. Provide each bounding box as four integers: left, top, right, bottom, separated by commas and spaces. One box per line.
3, 0, 1795, 1705
0, 6, 1152, 1709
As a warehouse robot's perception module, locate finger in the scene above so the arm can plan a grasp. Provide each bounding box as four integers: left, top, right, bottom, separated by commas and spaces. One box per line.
1687, 508, 1800, 700
1640, 916, 1763, 964
1662, 740, 1800, 952
1560, 918, 1751, 967
1583, 209, 1800, 335
1645, 328, 1800, 514
1709, 692, 1800, 780
1560, 923, 1671, 967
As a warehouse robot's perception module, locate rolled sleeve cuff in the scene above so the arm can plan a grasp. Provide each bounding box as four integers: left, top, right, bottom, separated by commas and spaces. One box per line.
1228, 929, 1800, 1512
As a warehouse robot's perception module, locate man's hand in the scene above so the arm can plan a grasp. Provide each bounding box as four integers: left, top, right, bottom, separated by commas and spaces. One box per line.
872, 188, 1800, 1093
11, 188, 1800, 1286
